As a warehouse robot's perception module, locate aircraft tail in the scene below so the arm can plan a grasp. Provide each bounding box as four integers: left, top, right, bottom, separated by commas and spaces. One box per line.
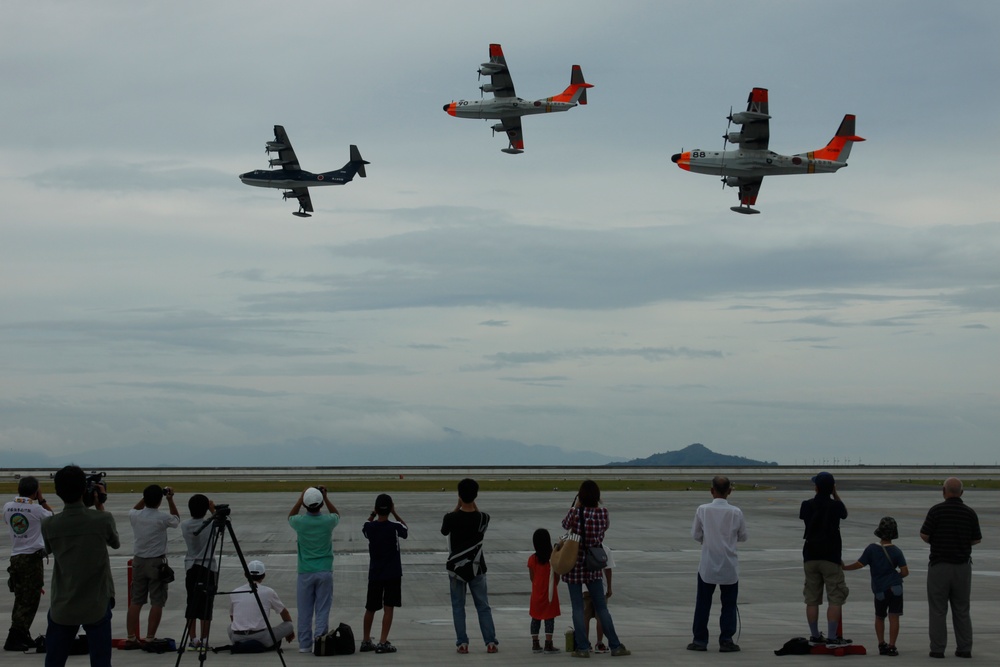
552, 65, 593, 104
346, 144, 369, 178
799, 114, 865, 162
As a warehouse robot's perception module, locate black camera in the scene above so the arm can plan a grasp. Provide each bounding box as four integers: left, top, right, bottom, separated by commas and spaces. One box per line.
84, 471, 107, 507
214, 503, 231, 518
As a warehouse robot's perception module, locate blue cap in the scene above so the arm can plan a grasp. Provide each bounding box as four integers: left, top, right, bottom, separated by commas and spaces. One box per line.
811, 471, 835, 490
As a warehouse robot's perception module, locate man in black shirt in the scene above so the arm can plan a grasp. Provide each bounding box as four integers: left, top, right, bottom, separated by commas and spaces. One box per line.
920, 477, 982, 659
441, 478, 498, 654
799, 472, 850, 648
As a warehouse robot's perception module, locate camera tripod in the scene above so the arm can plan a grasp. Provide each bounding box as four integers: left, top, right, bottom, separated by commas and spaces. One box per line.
174, 505, 287, 667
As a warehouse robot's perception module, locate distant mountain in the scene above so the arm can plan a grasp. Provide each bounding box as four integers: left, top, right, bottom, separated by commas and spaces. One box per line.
608, 443, 777, 467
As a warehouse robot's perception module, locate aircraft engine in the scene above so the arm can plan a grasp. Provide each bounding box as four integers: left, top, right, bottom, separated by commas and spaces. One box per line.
491, 123, 505, 133
265, 142, 286, 152
480, 84, 496, 93
478, 63, 504, 76
729, 111, 770, 124
724, 176, 744, 188
269, 158, 290, 167
726, 132, 743, 144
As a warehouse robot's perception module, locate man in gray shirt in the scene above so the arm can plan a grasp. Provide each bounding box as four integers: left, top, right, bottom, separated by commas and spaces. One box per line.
125, 484, 179, 648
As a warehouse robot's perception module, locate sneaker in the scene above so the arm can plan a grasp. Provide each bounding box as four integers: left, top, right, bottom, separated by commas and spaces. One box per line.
360, 640, 377, 652
4, 633, 35, 652
187, 640, 201, 652
122, 639, 142, 650
885, 645, 899, 657
929, 652, 945, 659
955, 651, 972, 659
595, 642, 609, 654
611, 644, 631, 657
299, 647, 312, 653
687, 642, 708, 651
532, 639, 543, 653
543, 642, 560, 654
457, 643, 469, 654
826, 637, 853, 649
878, 643, 889, 656
808, 634, 826, 646
375, 641, 397, 654
487, 642, 499, 654
719, 640, 741, 653
571, 649, 591, 658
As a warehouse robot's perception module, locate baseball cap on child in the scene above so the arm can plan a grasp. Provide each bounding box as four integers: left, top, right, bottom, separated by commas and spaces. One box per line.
248, 560, 266, 575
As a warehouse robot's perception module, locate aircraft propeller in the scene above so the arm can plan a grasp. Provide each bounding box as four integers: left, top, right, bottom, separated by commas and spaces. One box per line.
720, 105, 733, 189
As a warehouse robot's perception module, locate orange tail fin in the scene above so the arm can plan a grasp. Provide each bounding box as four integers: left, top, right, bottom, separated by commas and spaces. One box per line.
802, 114, 865, 161
552, 65, 592, 104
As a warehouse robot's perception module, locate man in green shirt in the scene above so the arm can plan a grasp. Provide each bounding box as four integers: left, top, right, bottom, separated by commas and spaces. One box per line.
288, 486, 339, 654
41, 465, 120, 667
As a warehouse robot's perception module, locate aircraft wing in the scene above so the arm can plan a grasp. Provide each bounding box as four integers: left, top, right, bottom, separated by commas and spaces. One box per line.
736, 87, 770, 151
500, 117, 525, 153
272, 125, 302, 171
487, 43, 516, 98
287, 187, 313, 213
737, 177, 763, 208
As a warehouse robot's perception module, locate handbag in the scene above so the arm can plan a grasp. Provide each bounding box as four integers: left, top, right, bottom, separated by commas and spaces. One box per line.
585, 543, 608, 571
314, 623, 355, 656
157, 558, 175, 584
550, 532, 581, 575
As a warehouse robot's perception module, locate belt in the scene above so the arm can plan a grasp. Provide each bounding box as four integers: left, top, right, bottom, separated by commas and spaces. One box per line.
233, 629, 263, 635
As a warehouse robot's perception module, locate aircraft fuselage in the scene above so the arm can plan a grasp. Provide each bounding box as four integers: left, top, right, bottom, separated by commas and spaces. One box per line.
444, 97, 578, 119
672, 148, 846, 178
238, 168, 356, 189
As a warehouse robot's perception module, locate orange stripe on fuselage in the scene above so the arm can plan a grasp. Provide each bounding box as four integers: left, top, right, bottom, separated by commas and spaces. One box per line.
676, 151, 691, 171
446, 102, 457, 116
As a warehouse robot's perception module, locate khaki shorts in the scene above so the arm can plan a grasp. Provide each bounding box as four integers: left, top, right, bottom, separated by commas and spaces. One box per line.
803, 560, 849, 606
131, 556, 169, 607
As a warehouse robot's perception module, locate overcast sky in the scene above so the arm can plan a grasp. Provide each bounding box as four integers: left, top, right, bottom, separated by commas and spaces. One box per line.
2, 1, 998, 467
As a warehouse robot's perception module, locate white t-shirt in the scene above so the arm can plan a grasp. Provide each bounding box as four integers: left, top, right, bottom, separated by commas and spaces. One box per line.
4, 497, 52, 555
129, 507, 180, 558
230, 583, 286, 632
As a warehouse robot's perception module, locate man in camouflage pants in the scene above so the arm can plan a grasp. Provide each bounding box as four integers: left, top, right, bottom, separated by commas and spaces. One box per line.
4, 476, 53, 651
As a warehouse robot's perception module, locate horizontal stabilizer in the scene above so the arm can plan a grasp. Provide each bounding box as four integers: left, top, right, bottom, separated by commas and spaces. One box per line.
349, 145, 370, 178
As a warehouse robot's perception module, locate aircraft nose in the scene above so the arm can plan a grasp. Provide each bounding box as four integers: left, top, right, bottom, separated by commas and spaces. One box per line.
671, 153, 681, 163
443, 104, 449, 112
443, 102, 457, 116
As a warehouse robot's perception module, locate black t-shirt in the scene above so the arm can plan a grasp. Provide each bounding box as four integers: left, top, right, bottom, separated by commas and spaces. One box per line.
441, 510, 489, 578
800, 496, 847, 564
920, 497, 982, 565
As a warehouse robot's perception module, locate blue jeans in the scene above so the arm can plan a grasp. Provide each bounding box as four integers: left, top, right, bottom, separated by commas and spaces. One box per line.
296, 571, 333, 649
449, 573, 497, 646
567, 579, 621, 651
45, 602, 113, 667
692, 574, 739, 646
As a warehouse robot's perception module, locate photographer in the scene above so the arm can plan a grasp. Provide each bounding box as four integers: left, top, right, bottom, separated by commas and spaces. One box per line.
40, 465, 119, 667
4, 476, 53, 651
181, 494, 217, 651
125, 484, 180, 648
287, 486, 339, 654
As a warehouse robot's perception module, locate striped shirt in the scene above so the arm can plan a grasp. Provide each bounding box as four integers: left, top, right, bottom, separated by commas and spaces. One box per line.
920, 497, 981, 565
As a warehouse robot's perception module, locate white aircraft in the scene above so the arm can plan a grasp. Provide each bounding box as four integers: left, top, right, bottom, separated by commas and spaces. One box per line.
443, 43, 592, 154
671, 88, 865, 214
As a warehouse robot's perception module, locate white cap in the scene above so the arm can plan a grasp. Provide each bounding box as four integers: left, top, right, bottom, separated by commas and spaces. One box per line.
248, 560, 266, 576
303, 487, 323, 508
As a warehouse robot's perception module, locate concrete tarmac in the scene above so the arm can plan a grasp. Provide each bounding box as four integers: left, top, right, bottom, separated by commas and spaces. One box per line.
4, 485, 996, 665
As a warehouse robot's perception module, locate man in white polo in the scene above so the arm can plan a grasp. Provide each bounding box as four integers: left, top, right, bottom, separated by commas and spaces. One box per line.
229, 560, 295, 649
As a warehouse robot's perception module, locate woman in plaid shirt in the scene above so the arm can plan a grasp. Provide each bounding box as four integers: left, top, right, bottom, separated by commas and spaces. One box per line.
560, 480, 631, 657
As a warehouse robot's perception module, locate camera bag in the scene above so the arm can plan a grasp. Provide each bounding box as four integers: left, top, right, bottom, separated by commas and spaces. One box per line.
313, 622, 355, 656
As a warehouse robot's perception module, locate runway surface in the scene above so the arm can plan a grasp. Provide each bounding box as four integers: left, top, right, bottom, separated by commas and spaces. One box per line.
4, 484, 996, 665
